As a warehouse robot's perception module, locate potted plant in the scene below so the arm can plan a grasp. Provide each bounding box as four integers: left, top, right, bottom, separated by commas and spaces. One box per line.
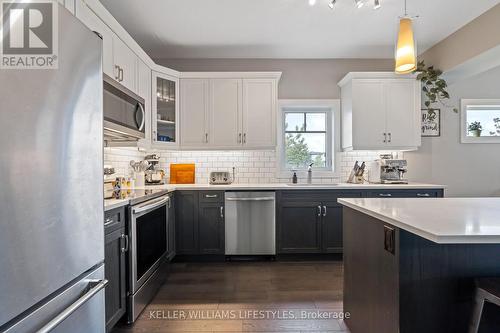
468, 121, 482, 137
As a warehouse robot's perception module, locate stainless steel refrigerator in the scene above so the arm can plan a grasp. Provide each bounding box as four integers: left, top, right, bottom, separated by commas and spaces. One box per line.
0, 4, 106, 333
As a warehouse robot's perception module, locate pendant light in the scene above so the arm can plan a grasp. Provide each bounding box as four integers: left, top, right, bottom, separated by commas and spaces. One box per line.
395, 0, 416, 74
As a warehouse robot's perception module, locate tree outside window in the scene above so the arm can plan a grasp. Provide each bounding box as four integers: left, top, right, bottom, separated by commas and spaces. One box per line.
284, 112, 327, 169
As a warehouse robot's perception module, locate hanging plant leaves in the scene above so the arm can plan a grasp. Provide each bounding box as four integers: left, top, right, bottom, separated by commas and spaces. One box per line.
414, 60, 458, 113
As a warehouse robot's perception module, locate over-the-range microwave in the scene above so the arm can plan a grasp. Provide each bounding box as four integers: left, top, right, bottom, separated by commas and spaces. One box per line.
103, 74, 145, 142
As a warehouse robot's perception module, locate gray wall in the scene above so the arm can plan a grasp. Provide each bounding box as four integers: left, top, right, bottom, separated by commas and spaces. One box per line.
405, 66, 500, 197
155, 58, 393, 99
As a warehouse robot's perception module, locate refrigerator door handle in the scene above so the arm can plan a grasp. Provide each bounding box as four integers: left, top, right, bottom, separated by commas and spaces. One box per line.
37, 279, 108, 333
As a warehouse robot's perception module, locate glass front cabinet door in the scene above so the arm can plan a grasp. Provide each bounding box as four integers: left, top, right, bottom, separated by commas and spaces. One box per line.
152, 71, 179, 148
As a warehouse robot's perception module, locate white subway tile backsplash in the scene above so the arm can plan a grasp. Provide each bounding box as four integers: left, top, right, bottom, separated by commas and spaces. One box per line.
104, 147, 398, 184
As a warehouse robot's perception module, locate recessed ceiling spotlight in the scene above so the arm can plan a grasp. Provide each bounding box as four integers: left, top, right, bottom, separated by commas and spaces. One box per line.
354, 0, 364, 8
309, 0, 317, 6
374, 0, 381, 9
328, 0, 337, 9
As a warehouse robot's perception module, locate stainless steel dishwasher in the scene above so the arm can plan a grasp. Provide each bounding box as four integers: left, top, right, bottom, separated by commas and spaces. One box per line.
225, 192, 276, 255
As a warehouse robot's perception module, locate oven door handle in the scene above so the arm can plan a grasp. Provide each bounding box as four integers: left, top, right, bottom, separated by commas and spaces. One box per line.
132, 197, 168, 214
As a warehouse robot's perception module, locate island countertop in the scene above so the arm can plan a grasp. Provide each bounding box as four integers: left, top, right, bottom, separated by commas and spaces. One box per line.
338, 197, 500, 244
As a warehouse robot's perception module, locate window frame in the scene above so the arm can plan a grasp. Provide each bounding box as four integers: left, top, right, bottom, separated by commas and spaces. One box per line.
277, 100, 341, 179
461, 99, 500, 144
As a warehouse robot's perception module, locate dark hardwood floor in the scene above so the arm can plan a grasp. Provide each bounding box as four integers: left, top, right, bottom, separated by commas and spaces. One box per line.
113, 261, 349, 333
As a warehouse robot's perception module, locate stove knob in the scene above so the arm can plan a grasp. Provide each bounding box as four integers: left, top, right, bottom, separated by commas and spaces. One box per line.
223, 177, 228, 181
211, 177, 216, 182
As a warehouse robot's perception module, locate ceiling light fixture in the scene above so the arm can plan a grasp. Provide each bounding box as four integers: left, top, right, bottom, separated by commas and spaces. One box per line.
308, 0, 378, 10
395, 0, 417, 74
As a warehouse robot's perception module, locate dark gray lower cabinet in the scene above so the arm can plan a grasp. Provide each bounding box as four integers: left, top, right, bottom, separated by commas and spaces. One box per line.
167, 194, 176, 259
175, 191, 224, 255
321, 202, 343, 253
104, 207, 127, 332
277, 189, 443, 255
175, 191, 198, 254
198, 201, 225, 254
278, 201, 322, 253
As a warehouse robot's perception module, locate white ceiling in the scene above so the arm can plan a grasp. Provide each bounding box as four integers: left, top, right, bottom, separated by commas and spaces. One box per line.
101, 0, 500, 59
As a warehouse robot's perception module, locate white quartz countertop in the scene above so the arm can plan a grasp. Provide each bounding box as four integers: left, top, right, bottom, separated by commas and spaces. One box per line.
104, 182, 445, 211
338, 198, 500, 244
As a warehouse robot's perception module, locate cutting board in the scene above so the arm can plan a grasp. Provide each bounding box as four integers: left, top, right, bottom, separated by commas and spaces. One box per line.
170, 164, 195, 184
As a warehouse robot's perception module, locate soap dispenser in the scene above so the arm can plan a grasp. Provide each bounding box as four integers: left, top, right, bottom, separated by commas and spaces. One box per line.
292, 171, 298, 184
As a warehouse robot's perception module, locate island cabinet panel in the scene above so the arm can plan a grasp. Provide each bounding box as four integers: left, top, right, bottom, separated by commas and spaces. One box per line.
175, 191, 199, 254
343, 207, 399, 333
278, 201, 322, 253
343, 206, 500, 333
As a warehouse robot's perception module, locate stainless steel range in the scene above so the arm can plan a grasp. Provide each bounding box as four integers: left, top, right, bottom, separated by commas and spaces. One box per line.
127, 194, 172, 323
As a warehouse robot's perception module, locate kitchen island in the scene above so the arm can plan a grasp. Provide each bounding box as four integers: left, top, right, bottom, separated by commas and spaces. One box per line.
338, 198, 500, 333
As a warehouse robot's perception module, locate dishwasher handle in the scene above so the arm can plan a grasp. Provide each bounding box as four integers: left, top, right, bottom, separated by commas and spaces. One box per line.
225, 197, 275, 202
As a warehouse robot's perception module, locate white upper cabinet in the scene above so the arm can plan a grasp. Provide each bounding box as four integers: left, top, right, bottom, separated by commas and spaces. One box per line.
58, 0, 75, 14
339, 72, 421, 151
75, 0, 114, 78
210, 79, 242, 148
112, 37, 137, 92
179, 73, 281, 150
152, 71, 179, 148
385, 79, 420, 148
242, 79, 276, 148
76, 0, 137, 93
180, 79, 210, 147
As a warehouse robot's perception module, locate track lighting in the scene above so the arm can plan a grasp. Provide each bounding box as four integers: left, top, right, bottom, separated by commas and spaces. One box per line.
307, 0, 379, 10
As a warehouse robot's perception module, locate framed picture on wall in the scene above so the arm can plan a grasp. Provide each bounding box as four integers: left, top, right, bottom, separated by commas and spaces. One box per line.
421, 109, 441, 137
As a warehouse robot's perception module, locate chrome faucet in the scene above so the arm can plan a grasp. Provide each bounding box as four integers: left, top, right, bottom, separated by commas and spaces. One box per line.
307, 163, 313, 184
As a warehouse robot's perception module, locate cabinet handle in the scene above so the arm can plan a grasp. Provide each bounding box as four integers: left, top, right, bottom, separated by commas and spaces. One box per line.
119, 67, 124, 82
114, 65, 120, 80
238, 133, 242, 144
322, 205, 327, 217
220, 206, 224, 218
153, 130, 157, 141
243, 133, 246, 144
317, 205, 322, 217
104, 217, 113, 226
205, 194, 218, 198
383, 132, 387, 143
388, 132, 392, 143
121, 234, 129, 253
205, 133, 208, 143
384, 225, 395, 254
416, 193, 430, 197
379, 193, 392, 197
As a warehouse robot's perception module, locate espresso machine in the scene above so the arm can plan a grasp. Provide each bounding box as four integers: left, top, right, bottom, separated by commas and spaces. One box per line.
380, 159, 408, 184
